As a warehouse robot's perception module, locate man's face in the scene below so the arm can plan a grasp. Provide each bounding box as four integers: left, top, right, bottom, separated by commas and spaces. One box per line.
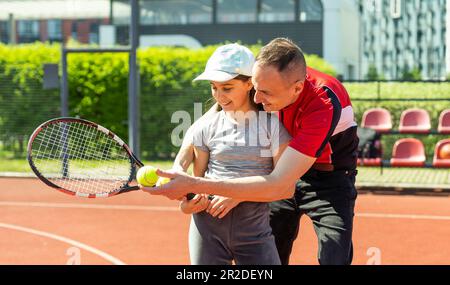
251, 62, 304, 112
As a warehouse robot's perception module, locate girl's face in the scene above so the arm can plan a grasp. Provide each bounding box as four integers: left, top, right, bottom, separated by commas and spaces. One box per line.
210, 78, 254, 112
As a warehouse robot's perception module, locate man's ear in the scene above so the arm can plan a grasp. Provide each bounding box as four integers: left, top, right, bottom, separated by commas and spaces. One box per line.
294, 80, 304, 94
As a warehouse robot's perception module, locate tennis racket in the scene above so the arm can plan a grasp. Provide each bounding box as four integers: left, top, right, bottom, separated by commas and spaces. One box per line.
27, 117, 197, 199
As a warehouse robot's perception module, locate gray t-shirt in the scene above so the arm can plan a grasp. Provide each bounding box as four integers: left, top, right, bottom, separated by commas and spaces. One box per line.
189, 110, 291, 265
192, 110, 291, 179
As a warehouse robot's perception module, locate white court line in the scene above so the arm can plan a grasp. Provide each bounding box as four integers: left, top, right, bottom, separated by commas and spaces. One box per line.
357, 213, 450, 221
1, 201, 450, 221
0, 222, 127, 265
0, 201, 179, 211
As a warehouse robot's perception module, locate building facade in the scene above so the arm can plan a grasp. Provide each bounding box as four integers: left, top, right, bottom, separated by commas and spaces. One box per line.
360, 0, 448, 80
0, 0, 360, 79
115, 0, 325, 57
4, 0, 448, 80
0, 0, 114, 44
113, 0, 360, 80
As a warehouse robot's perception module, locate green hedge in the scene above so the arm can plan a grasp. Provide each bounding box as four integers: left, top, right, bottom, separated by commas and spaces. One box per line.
0, 43, 448, 161
0, 43, 336, 159
0, 43, 60, 157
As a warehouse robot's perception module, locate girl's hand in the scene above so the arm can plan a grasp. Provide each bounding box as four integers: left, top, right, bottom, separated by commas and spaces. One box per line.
206, 196, 241, 219
179, 194, 210, 214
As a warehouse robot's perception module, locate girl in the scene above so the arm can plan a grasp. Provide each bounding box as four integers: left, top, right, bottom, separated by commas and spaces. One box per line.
180, 43, 291, 265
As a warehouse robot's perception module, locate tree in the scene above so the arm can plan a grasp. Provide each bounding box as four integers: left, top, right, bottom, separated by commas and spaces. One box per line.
400, 67, 422, 81
366, 64, 380, 80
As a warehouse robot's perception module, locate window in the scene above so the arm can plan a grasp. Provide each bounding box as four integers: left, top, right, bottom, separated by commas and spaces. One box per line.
71, 21, 78, 41
47, 20, 62, 41
111, 0, 131, 25
140, 0, 212, 25
217, 0, 257, 23
89, 23, 99, 44
366, 0, 382, 14
299, 0, 323, 22
17, 20, 40, 43
347, 64, 355, 80
259, 0, 295, 23
0, 21, 8, 43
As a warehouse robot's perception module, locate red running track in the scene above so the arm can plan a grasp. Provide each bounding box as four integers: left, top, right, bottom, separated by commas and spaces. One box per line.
1, 177, 450, 265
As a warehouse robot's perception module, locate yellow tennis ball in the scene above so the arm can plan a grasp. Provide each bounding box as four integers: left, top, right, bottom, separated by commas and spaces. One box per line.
136, 166, 159, 187
156, 176, 171, 186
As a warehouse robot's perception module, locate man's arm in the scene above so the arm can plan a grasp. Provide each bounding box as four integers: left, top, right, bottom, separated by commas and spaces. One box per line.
272, 142, 289, 167
146, 147, 316, 202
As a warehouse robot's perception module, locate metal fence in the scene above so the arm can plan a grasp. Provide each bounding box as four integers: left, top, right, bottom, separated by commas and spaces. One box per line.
342, 80, 450, 101
0, 65, 60, 159
0, 62, 210, 161
1, 70, 450, 162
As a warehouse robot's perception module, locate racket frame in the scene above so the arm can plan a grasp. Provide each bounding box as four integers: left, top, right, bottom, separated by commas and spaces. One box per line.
27, 117, 144, 198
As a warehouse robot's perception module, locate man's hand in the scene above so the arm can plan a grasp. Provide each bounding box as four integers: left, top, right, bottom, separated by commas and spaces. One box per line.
140, 169, 198, 200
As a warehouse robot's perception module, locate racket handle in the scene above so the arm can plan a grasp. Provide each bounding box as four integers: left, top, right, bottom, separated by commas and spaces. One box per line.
186, 193, 214, 201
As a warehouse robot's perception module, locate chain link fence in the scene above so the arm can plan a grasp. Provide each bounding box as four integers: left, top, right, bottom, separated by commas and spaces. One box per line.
0, 65, 60, 159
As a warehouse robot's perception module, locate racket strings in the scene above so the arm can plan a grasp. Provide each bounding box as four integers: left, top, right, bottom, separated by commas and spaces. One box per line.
35, 122, 129, 194
59, 123, 124, 193
31, 121, 132, 195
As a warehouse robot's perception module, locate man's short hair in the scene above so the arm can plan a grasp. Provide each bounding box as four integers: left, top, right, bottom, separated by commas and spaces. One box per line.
256, 38, 307, 80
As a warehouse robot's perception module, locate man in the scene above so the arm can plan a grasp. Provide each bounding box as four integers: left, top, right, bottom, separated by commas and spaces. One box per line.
143, 38, 359, 265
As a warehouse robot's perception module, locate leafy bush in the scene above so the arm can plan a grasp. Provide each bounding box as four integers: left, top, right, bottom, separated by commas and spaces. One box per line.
1, 43, 447, 161
0, 43, 336, 159
400, 67, 422, 81
0, 43, 60, 157
366, 64, 382, 80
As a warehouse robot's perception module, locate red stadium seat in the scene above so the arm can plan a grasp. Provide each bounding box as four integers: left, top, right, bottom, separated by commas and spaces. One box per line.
438, 109, 450, 134
433, 139, 450, 168
399, 108, 431, 134
361, 108, 392, 133
390, 138, 426, 167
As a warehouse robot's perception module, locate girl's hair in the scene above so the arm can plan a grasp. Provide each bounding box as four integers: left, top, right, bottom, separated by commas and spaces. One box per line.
212, 75, 264, 112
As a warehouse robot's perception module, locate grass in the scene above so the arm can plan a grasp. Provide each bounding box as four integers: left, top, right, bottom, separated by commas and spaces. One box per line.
1, 158, 448, 189
0, 159, 176, 173
0, 158, 32, 172
344, 82, 450, 100
356, 166, 450, 189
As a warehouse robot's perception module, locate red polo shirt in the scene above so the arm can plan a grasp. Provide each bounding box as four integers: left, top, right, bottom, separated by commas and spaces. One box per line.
278, 67, 359, 170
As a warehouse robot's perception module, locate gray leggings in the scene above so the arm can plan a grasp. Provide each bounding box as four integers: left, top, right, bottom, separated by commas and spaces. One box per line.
188, 202, 281, 265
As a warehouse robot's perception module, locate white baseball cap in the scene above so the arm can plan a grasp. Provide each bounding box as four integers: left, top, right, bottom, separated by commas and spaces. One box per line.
193, 43, 255, 82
